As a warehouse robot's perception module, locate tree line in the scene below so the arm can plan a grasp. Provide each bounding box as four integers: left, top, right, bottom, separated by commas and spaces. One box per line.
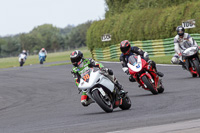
0, 21, 91, 57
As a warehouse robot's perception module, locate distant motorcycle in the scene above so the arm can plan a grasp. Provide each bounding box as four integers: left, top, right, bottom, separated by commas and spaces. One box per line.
181, 41, 200, 77
78, 67, 131, 113
126, 55, 164, 95
18, 53, 26, 67
39, 52, 46, 64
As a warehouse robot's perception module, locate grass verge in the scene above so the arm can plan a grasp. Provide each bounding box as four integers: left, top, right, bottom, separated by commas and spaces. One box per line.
0, 47, 92, 69
0, 46, 172, 69
96, 55, 173, 64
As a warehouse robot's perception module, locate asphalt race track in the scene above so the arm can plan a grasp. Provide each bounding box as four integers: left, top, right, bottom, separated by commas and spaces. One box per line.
0, 62, 200, 133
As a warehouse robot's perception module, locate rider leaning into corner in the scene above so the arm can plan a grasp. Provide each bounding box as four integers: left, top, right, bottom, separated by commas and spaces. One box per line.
39, 48, 48, 61
19, 50, 28, 59
171, 26, 200, 68
119, 40, 164, 82
70, 50, 127, 107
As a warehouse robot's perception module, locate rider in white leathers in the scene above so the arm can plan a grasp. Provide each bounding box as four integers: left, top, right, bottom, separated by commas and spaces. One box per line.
171, 26, 199, 66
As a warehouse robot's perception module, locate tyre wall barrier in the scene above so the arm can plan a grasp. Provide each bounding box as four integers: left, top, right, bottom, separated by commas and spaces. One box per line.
92, 34, 200, 60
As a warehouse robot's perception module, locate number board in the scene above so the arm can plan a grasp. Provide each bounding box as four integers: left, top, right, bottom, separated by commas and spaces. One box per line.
101, 34, 111, 42
182, 19, 195, 29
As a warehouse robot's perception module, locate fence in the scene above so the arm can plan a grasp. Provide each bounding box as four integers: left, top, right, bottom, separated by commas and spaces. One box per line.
92, 34, 200, 60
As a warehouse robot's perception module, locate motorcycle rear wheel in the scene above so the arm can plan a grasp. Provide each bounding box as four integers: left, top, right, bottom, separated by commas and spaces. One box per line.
141, 76, 158, 95
193, 60, 200, 77
119, 96, 131, 110
92, 89, 113, 113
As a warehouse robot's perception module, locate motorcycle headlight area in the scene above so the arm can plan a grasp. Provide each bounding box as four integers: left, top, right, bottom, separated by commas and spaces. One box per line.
185, 49, 197, 56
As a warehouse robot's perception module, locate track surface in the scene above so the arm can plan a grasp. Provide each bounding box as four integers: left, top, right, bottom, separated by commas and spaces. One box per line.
0, 63, 200, 133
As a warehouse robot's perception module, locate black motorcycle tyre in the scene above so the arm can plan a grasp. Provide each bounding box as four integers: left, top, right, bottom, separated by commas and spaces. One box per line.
119, 96, 131, 110
141, 75, 158, 95
20, 61, 24, 67
92, 89, 113, 113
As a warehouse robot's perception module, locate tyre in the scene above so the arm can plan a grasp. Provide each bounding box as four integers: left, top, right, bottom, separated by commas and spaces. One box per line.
141, 76, 158, 95
158, 85, 164, 93
40, 59, 43, 64
119, 96, 131, 110
20, 61, 24, 67
92, 89, 113, 113
193, 60, 200, 77
158, 79, 164, 93
192, 74, 197, 77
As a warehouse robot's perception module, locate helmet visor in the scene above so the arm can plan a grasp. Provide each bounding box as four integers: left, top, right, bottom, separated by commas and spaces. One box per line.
177, 30, 184, 36
71, 56, 82, 67
120, 46, 130, 53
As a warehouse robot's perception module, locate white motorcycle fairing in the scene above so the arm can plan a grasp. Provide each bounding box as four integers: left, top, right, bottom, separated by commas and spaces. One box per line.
78, 69, 115, 100
182, 46, 198, 57
127, 55, 142, 72
18, 54, 26, 62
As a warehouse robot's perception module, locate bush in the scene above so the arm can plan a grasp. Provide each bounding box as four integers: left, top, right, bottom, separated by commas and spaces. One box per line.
87, 1, 200, 50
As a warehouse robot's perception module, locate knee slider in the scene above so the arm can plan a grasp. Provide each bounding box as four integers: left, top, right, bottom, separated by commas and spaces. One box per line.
171, 57, 179, 64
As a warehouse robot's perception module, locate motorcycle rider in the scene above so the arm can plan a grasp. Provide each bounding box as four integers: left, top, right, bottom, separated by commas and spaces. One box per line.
39, 48, 47, 61
70, 50, 127, 106
171, 26, 199, 68
119, 40, 164, 82
19, 50, 28, 59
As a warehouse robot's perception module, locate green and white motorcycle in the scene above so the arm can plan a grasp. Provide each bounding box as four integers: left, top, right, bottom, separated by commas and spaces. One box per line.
78, 67, 131, 113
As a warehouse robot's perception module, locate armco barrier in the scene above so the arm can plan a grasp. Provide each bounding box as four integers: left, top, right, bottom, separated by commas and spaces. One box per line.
92, 34, 200, 60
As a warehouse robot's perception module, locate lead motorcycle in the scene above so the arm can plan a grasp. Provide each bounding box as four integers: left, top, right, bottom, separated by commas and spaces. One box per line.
78, 67, 131, 113
125, 55, 164, 95
181, 41, 200, 77
18, 53, 26, 67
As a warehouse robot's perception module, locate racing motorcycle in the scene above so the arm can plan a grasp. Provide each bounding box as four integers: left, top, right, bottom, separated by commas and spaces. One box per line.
181, 41, 200, 77
125, 55, 164, 95
78, 67, 131, 113
18, 53, 26, 67
39, 52, 46, 64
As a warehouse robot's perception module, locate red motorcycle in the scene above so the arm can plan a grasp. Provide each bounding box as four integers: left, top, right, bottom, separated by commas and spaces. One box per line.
127, 55, 164, 95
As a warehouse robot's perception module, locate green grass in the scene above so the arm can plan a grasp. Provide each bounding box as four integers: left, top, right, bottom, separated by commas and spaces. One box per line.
150, 55, 173, 64
0, 46, 172, 69
96, 55, 173, 64
0, 47, 92, 69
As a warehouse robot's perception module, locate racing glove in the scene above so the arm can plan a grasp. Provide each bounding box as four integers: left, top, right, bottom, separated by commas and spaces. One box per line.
122, 67, 129, 75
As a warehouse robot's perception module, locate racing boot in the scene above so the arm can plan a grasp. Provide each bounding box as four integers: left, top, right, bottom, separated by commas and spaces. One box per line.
115, 81, 127, 98
81, 92, 94, 107
156, 72, 164, 77
148, 60, 164, 77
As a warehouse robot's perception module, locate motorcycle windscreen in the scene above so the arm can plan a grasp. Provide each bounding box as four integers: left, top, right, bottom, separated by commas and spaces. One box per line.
181, 41, 193, 50
128, 55, 137, 66
81, 69, 91, 83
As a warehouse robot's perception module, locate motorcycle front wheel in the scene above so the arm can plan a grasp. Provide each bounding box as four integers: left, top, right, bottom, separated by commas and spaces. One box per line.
20, 61, 24, 67
92, 89, 113, 113
40, 59, 43, 64
141, 76, 158, 95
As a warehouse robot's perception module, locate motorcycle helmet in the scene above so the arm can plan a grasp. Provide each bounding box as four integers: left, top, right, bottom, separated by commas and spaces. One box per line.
70, 50, 83, 67
176, 26, 185, 36
42, 48, 45, 52
22, 50, 26, 53
120, 40, 131, 55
